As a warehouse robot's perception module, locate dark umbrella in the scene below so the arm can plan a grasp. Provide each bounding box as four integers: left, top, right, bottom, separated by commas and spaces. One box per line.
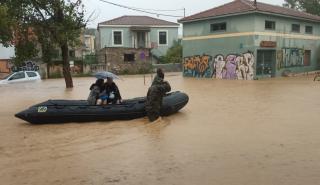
94, 71, 120, 80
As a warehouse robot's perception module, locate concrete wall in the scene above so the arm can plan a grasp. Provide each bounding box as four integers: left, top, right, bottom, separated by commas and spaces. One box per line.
0, 44, 15, 60
183, 14, 255, 37
253, 14, 320, 34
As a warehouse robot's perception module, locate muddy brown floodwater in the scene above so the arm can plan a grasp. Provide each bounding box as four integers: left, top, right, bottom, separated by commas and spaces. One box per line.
1, 74, 320, 185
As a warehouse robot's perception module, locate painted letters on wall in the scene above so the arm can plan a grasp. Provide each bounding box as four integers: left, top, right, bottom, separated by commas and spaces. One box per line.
183, 55, 212, 77
183, 52, 255, 80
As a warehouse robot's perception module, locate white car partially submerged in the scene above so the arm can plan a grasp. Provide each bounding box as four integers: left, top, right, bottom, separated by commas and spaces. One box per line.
0, 71, 41, 84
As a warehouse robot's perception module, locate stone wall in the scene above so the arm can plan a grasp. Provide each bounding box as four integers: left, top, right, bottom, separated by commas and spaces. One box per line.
97, 47, 152, 73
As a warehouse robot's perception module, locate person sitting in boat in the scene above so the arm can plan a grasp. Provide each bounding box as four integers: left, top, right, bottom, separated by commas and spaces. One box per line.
98, 77, 122, 105
145, 68, 171, 122
87, 79, 104, 105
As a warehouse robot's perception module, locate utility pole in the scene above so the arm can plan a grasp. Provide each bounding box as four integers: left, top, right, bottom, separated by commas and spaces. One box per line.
104, 53, 107, 71
254, 0, 257, 7
183, 8, 186, 17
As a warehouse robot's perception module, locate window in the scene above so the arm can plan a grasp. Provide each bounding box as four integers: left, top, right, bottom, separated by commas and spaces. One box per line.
305, 26, 313, 34
210, 22, 226, 32
292, 24, 300, 32
304, 50, 311, 66
124, 53, 135, 62
9, 72, 25, 80
265, 21, 275, 30
26, 72, 37, 77
3, 74, 12, 80
113, 31, 123, 45
158, 31, 168, 45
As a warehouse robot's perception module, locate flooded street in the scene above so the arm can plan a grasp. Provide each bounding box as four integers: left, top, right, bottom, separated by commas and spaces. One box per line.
1, 74, 320, 185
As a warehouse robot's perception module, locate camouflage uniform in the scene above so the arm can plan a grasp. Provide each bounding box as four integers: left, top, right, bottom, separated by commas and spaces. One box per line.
145, 76, 171, 122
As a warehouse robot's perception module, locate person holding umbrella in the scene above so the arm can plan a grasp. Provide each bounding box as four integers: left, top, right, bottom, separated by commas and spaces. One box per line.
94, 71, 122, 105
101, 77, 122, 105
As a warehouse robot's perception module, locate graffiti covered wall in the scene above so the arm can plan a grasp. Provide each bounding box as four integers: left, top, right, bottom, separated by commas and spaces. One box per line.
183, 55, 212, 77
279, 48, 305, 68
11, 61, 40, 72
183, 51, 255, 80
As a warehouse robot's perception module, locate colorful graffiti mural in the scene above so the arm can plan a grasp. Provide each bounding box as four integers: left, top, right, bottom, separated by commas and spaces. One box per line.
183, 55, 212, 77
183, 52, 255, 80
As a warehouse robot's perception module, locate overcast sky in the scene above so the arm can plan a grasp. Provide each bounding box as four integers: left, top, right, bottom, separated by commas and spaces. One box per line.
83, 0, 285, 28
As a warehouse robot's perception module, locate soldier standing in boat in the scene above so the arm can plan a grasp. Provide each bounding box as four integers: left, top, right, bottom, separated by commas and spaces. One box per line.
145, 68, 171, 122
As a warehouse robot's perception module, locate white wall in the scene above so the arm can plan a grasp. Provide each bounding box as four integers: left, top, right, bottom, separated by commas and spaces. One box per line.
0, 44, 15, 59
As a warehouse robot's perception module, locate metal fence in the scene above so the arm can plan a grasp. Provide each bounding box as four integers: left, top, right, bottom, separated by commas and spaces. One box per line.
152, 63, 182, 72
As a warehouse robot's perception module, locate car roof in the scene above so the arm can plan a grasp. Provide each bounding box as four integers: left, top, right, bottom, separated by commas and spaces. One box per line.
15, 71, 39, 73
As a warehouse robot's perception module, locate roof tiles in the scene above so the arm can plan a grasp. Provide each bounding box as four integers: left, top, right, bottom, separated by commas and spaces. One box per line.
99, 15, 179, 26
179, 0, 320, 22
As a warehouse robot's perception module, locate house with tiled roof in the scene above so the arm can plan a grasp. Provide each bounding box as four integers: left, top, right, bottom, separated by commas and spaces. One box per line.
178, 0, 320, 79
97, 16, 179, 68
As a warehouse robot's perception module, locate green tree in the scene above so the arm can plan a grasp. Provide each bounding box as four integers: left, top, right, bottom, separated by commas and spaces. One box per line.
298, 0, 320, 16
0, 4, 13, 46
13, 33, 38, 65
2, 0, 86, 88
29, 0, 86, 88
160, 39, 183, 64
0, 1, 39, 65
283, 0, 299, 9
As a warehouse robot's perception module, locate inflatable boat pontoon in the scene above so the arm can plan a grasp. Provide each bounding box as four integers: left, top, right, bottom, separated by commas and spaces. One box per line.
15, 91, 189, 124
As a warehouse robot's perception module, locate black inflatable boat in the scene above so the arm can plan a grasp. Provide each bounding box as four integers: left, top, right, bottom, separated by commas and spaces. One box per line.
15, 91, 189, 124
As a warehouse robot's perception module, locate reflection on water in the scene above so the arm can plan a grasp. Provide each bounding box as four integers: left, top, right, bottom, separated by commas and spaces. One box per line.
1, 74, 320, 185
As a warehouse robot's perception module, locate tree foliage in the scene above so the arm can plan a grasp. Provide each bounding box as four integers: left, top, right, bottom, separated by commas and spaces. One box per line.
0, 1, 38, 65
1, 0, 86, 88
0, 4, 14, 46
283, 0, 299, 9
283, 0, 320, 16
14, 35, 39, 65
28, 0, 86, 88
159, 40, 182, 64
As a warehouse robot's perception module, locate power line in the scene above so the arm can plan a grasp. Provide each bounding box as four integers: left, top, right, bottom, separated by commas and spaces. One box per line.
133, 7, 185, 12
98, 0, 184, 17
98, 0, 184, 18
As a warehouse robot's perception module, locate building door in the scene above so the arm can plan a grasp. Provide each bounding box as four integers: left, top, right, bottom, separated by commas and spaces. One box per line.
137, 32, 146, 48
304, 50, 311, 66
257, 50, 276, 77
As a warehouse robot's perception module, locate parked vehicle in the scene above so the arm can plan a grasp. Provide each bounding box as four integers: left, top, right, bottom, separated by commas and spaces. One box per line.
0, 71, 41, 84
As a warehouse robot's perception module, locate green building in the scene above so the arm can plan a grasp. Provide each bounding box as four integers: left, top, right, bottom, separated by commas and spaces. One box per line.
97, 16, 179, 64
179, 0, 320, 79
